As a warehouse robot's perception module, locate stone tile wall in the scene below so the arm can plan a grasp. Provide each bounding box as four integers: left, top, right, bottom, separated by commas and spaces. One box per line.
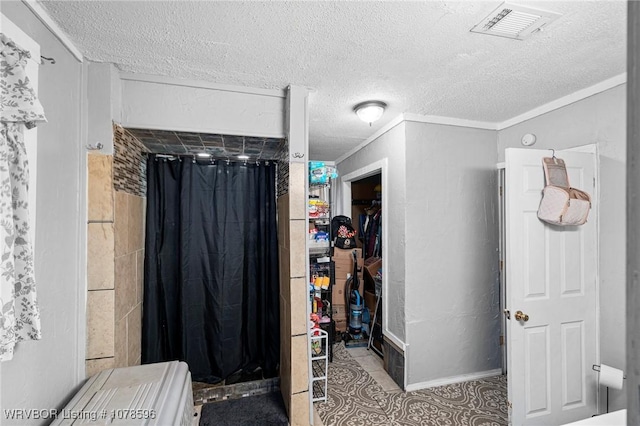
275, 140, 289, 197
113, 191, 144, 368
86, 154, 116, 376
113, 124, 148, 196
278, 162, 310, 424
85, 125, 147, 378
113, 125, 147, 368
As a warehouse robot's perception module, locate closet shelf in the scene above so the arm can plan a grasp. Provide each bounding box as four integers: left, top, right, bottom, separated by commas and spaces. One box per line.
308, 168, 333, 406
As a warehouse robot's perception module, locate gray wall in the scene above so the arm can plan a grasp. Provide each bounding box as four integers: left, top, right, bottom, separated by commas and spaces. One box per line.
1, 2, 87, 422
339, 96, 621, 391
336, 123, 407, 342
87, 62, 120, 154
497, 84, 627, 411
337, 120, 501, 387
404, 122, 500, 386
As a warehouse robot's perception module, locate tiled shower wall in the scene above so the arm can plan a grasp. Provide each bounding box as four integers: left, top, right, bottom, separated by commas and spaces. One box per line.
278, 162, 310, 424
113, 125, 147, 196
275, 139, 289, 197
86, 154, 116, 376
85, 125, 148, 377
113, 124, 148, 369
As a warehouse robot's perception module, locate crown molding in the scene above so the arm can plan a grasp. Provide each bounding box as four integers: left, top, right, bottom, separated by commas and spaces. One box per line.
403, 113, 497, 130
496, 73, 627, 130
336, 112, 496, 164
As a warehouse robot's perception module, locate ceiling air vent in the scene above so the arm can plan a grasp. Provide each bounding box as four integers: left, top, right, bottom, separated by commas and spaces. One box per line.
470, 2, 561, 40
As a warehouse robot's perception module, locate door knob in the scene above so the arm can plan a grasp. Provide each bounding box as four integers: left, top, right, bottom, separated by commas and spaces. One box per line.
514, 310, 529, 322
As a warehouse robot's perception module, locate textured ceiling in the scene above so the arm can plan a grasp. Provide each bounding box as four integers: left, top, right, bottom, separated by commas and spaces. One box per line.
39, 1, 626, 160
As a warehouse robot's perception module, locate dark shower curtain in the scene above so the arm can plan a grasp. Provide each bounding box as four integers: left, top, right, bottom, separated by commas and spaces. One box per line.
142, 155, 280, 383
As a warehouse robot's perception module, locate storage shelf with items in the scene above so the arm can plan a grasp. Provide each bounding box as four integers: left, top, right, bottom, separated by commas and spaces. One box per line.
308, 195, 331, 257
308, 161, 337, 362
308, 161, 338, 407
310, 259, 334, 361
309, 328, 329, 402
308, 218, 331, 256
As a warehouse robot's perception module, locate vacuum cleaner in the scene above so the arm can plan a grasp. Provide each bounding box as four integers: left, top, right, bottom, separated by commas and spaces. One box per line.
343, 250, 366, 345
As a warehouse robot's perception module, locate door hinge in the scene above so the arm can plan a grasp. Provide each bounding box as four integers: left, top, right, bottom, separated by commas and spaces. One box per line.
499, 186, 503, 197
499, 335, 504, 346
499, 260, 503, 271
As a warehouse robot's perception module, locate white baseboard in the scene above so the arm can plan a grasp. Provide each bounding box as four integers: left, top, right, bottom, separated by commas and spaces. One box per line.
405, 368, 503, 392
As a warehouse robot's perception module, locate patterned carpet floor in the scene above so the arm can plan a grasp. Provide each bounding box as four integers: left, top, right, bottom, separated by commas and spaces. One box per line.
315, 343, 508, 426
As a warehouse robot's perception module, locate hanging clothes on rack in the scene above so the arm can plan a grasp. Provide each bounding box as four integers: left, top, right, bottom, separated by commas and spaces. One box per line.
366, 209, 382, 259
358, 213, 367, 245
358, 200, 380, 258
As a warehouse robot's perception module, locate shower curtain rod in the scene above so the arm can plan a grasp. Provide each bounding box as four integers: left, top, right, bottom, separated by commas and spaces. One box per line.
151, 153, 274, 165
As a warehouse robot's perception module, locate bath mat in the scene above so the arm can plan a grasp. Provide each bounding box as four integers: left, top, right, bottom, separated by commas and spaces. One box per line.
199, 391, 288, 426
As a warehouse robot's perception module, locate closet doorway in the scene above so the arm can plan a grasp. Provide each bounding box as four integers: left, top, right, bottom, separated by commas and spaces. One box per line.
339, 160, 399, 390
350, 173, 383, 354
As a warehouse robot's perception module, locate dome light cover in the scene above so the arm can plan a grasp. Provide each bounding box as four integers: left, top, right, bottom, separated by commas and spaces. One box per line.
354, 101, 387, 124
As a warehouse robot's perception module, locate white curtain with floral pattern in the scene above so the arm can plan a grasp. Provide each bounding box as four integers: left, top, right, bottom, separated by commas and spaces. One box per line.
0, 33, 45, 361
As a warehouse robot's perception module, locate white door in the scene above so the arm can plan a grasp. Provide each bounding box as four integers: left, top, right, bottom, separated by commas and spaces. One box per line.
505, 147, 597, 425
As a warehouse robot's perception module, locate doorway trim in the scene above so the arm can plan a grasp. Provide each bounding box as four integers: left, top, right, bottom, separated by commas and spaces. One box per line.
340, 158, 404, 353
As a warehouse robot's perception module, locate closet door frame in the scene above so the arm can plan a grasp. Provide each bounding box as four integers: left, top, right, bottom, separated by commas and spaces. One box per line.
339, 159, 403, 354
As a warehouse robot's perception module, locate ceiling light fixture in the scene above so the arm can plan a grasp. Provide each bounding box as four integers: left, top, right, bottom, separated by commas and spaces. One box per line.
236, 138, 250, 161
354, 101, 387, 126
197, 152, 211, 158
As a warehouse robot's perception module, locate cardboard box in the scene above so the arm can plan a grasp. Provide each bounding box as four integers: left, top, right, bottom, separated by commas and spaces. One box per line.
336, 270, 364, 288
332, 278, 347, 305
364, 257, 382, 280
333, 247, 363, 261
364, 290, 377, 317
335, 319, 347, 333
334, 248, 364, 283
332, 276, 364, 305
333, 248, 364, 276
332, 304, 347, 319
